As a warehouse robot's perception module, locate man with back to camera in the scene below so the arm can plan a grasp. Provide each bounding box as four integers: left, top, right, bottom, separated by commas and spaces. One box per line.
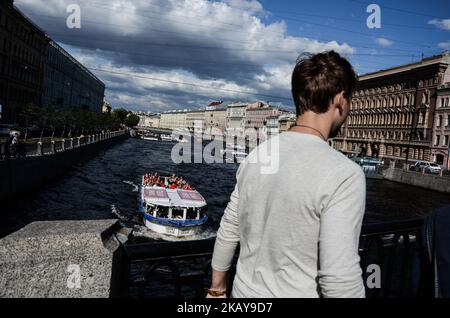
207, 51, 366, 298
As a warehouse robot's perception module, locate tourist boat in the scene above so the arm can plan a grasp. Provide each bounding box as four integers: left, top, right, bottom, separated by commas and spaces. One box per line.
139, 175, 208, 237
141, 133, 159, 141
233, 150, 248, 162
219, 148, 234, 156
160, 134, 173, 142
142, 136, 158, 141
220, 144, 248, 162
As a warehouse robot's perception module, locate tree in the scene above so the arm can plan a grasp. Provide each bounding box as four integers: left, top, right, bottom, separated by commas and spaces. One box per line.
124, 113, 140, 127
59, 107, 76, 138
37, 104, 56, 141
111, 108, 129, 124
18, 102, 125, 139
18, 103, 40, 140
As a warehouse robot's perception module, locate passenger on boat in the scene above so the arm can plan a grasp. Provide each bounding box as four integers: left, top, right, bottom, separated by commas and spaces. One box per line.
143, 172, 195, 190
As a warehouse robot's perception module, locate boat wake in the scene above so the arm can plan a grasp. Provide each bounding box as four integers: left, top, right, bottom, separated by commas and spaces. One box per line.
110, 204, 137, 227
122, 180, 139, 192
111, 204, 216, 242
132, 224, 217, 242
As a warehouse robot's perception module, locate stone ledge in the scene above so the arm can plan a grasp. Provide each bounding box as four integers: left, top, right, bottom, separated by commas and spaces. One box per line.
0, 219, 131, 298
383, 167, 450, 193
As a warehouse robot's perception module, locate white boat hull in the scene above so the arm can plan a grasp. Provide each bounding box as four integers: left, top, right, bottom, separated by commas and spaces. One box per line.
144, 218, 199, 237
160, 137, 173, 141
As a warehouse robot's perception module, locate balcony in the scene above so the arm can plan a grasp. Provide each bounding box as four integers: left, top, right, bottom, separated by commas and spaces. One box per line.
119, 218, 429, 298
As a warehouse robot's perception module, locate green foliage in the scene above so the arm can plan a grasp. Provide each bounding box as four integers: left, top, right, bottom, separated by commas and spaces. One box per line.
18, 103, 40, 126
124, 113, 140, 127
111, 107, 139, 127
112, 108, 129, 124
17, 103, 125, 137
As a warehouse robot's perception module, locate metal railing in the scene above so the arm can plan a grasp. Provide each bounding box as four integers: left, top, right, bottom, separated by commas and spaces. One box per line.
359, 218, 424, 298
0, 130, 126, 160
120, 218, 425, 298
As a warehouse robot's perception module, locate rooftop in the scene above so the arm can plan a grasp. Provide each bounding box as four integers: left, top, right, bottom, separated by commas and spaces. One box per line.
360, 51, 450, 81
11, 1, 47, 38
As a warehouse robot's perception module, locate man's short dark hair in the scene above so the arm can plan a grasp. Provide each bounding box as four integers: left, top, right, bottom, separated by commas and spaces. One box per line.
291, 51, 357, 116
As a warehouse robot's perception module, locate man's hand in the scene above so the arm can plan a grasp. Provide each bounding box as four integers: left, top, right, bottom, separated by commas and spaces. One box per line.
206, 269, 228, 298
206, 289, 227, 298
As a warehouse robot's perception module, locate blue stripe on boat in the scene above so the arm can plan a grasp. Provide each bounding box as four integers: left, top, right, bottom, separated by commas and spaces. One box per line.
142, 212, 208, 227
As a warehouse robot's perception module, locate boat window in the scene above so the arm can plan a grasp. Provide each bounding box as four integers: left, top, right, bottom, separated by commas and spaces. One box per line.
156, 206, 169, 218
172, 208, 184, 220
186, 207, 198, 220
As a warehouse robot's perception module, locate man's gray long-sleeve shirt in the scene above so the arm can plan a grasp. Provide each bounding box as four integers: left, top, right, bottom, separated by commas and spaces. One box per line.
211, 131, 366, 298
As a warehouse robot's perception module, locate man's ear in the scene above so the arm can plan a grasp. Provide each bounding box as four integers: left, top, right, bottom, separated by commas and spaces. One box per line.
334, 91, 346, 116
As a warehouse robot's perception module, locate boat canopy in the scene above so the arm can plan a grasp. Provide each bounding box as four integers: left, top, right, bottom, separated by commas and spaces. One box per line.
143, 186, 206, 208
144, 188, 170, 206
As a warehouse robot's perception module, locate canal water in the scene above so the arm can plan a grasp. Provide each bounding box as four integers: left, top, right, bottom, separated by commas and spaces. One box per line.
2, 137, 450, 240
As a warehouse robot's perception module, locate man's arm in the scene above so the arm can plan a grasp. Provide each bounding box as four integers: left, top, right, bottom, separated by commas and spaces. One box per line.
318, 167, 366, 298
207, 270, 228, 298
209, 182, 240, 297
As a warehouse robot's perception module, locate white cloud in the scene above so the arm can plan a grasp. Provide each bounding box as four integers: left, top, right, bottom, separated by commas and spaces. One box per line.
428, 19, 450, 31
15, 0, 357, 112
223, 0, 264, 14
438, 41, 450, 50
376, 37, 393, 47
67, 46, 266, 109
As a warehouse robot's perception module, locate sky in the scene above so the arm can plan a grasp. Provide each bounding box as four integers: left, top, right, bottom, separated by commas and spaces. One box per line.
14, 0, 450, 113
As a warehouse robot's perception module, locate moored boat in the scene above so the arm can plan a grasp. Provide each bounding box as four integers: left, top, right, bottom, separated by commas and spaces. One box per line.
233, 150, 248, 162
142, 135, 158, 141
160, 134, 174, 141
140, 132, 159, 141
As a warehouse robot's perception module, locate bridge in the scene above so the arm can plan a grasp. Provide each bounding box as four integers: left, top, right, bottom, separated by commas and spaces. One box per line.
120, 218, 428, 298
0, 212, 437, 297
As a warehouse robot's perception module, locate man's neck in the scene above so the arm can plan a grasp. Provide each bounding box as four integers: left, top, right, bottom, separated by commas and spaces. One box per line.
289, 113, 330, 141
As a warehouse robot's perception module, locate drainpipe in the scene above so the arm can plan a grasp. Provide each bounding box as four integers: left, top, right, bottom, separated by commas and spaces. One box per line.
448, 147, 450, 171
404, 80, 420, 169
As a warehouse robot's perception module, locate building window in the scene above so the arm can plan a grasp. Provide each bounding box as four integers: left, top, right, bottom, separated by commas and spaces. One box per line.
438, 115, 443, 127
445, 135, 449, 147
435, 135, 440, 146
421, 112, 426, 125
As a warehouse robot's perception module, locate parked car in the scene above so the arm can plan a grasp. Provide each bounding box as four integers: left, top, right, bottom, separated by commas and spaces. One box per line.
409, 161, 442, 174
410, 161, 427, 172
425, 163, 442, 174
